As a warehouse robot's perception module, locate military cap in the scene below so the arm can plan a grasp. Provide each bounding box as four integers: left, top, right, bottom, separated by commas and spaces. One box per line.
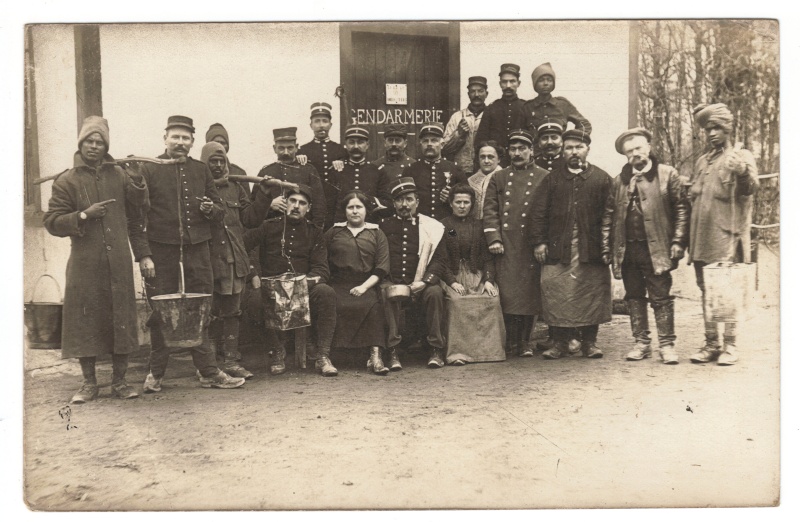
499, 63, 521, 77
389, 177, 418, 199
310, 102, 332, 119
508, 129, 534, 146
562, 128, 591, 145
285, 183, 313, 202
536, 118, 566, 137
418, 122, 445, 138
344, 124, 370, 140
384, 124, 408, 138
615, 127, 653, 154
467, 76, 488, 88
273, 127, 298, 141
165, 115, 195, 133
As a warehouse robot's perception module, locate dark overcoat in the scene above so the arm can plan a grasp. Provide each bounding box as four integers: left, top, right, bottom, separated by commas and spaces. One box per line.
43, 153, 148, 359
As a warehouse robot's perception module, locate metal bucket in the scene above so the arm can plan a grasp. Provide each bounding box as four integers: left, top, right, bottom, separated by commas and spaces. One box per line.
263, 272, 310, 331
150, 292, 212, 349
703, 262, 756, 322
24, 274, 63, 350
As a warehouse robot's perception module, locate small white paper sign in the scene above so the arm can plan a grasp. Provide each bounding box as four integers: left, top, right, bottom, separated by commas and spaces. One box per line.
386, 84, 407, 105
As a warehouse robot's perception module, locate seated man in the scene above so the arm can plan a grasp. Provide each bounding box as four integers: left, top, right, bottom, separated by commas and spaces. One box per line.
379, 177, 448, 369
244, 184, 338, 377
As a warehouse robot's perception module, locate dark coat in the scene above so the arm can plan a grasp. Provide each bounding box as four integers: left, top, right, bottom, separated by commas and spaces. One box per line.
372, 154, 416, 181
331, 160, 393, 223
401, 158, 467, 221
531, 164, 612, 265
473, 95, 527, 151
244, 216, 330, 281
523, 95, 592, 135
43, 153, 148, 358
602, 159, 689, 279
440, 215, 495, 285
256, 161, 326, 228
139, 153, 224, 250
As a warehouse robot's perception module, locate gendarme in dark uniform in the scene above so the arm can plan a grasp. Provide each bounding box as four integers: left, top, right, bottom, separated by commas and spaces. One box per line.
474, 63, 527, 156
532, 119, 566, 173
256, 127, 326, 228
372, 123, 416, 181
401, 122, 467, 222
332, 124, 392, 223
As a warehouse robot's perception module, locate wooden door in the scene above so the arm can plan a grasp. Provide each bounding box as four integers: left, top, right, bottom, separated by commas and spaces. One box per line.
340, 23, 460, 162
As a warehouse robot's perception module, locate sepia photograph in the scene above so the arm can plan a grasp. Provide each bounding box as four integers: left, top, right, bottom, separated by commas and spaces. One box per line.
7, 4, 792, 516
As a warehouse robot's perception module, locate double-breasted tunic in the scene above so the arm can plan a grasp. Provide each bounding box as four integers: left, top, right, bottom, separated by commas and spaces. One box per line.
373, 154, 416, 181
331, 160, 392, 223
43, 153, 148, 358
402, 159, 467, 221
482, 163, 549, 315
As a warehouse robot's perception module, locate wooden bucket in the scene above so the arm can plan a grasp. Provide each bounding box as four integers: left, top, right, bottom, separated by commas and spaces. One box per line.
24, 274, 63, 350
263, 272, 311, 331
149, 262, 212, 349
703, 262, 756, 322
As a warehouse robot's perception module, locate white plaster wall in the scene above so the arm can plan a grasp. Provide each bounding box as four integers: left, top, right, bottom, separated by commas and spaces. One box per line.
99, 23, 341, 176
459, 21, 631, 175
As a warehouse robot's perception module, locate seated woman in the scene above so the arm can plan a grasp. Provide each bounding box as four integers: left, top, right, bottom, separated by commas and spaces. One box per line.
440, 184, 506, 365
468, 141, 505, 219
324, 190, 392, 375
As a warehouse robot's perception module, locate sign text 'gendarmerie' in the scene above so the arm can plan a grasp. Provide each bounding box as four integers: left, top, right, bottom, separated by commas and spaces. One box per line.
350, 109, 445, 126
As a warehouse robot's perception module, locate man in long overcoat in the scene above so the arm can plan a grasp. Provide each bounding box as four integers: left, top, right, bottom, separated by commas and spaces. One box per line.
44, 116, 148, 403
482, 129, 548, 357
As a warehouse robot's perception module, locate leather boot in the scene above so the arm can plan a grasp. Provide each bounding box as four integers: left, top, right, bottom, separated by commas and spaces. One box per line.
367, 347, 389, 375
581, 325, 603, 359
654, 301, 678, 364
542, 327, 566, 359
111, 354, 139, 399
71, 357, 98, 404
427, 347, 445, 369
625, 299, 652, 361
269, 344, 287, 375
208, 315, 225, 366
387, 347, 402, 371
221, 316, 253, 379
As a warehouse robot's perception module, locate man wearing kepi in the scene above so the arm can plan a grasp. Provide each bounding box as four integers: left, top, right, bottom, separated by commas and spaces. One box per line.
205, 123, 249, 182
244, 184, 338, 377
332, 124, 392, 223
200, 141, 274, 379
256, 127, 326, 228
483, 129, 548, 357
687, 103, 759, 366
298, 102, 348, 229
474, 64, 527, 159
44, 116, 148, 404
602, 128, 689, 364
442, 76, 488, 173
531, 129, 612, 360
372, 123, 416, 181
402, 122, 467, 221
138, 115, 245, 391
379, 177, 449, 369
533, 118, 566, 173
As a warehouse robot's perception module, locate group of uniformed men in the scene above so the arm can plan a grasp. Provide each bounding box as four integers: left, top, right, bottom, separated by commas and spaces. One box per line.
43, 61, 759, 404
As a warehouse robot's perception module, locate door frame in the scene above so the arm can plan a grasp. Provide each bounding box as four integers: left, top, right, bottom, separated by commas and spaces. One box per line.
338, 21, 461, 138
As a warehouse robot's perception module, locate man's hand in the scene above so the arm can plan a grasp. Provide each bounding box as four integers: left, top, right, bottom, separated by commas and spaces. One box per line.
488, 241, 504, 255
457, 118, 470, 135
602, 253, 611, 265
483, 281, 498, 297
409, 281, 426, 294
332, 160, 345, 172
140, 256, 156, 279
725, 150, 747, 176
439, 185, 451, 203
271, 196, 288, 213
197, 196, 213, 215
670, 244, 685, 260
251, 275, 261, 289
296, 154, 308, 166
451, 282, 466, 296
534, 244, 548, 264
350, 284, 368, 297
84, 199, 116, 219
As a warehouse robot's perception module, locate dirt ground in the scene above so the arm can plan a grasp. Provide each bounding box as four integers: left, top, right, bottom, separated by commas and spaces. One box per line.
21, 248, 780, 511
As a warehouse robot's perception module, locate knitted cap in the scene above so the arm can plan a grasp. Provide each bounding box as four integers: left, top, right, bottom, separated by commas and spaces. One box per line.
205, 123, 229, 144
200, 141, 228, 165
78, 115, 110, 150
531, 62, 556, 93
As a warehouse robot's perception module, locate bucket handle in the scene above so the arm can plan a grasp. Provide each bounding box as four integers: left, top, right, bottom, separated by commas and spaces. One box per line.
179, 261, 186, 297
28, 274, 63, 303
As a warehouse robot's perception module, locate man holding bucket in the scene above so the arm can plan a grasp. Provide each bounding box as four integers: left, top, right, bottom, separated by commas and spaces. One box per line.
44, 116, 148, 404
244, 184, 338, 377
137, 115, 246, 391
687, 103, 759, 366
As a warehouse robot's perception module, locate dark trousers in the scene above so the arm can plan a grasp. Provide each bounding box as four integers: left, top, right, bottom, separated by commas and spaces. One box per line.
384, 284, 445, 350
210, 291, 243, 361
262, 282, 336, 356
621, 241, 673, 307
144, 240, 218, 378
554, 325, 598, 344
